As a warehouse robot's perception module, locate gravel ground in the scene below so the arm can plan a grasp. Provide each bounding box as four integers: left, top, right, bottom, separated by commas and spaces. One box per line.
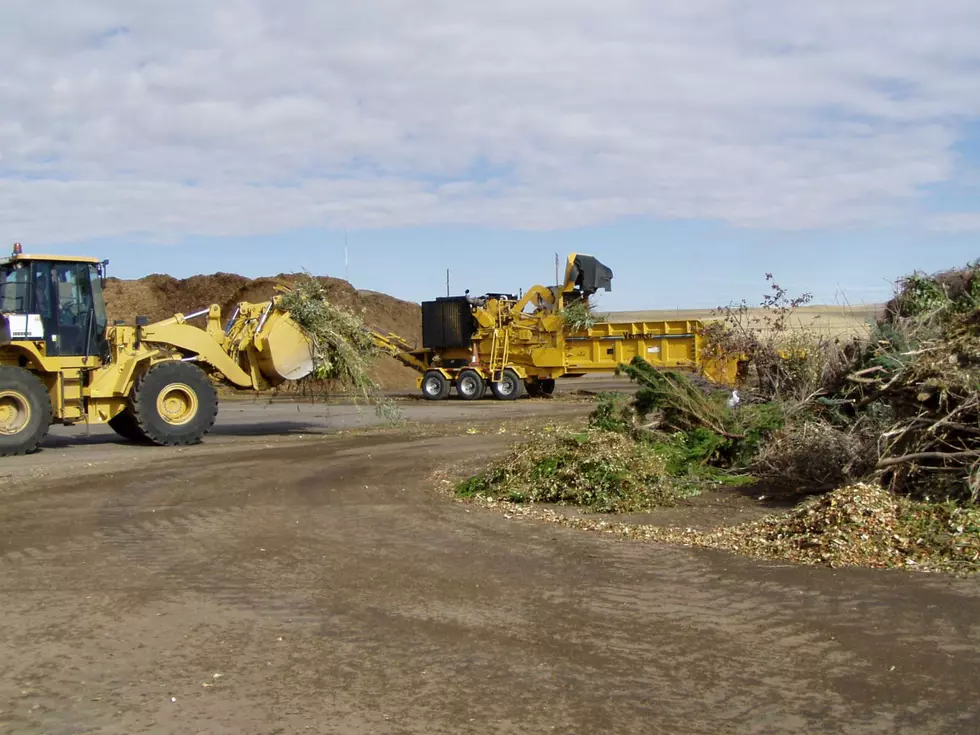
0, 398, 977, 734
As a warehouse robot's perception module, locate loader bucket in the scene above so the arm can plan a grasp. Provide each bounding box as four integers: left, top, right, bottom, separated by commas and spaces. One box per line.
255, 308, 315, 386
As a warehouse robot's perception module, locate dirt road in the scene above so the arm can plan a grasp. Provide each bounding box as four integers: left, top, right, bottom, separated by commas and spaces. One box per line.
1, 400, 978, 734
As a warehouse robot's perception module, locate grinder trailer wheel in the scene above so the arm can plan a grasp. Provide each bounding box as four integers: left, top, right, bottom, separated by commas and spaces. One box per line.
421, 370, 451, 401
489, 368, 523, 401
0, 366, 52, 457
130, 361, 219, 446
455, 369, 486, 401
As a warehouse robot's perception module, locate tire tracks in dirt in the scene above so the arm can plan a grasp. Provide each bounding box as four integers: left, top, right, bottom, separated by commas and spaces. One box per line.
1, 430, 979, 734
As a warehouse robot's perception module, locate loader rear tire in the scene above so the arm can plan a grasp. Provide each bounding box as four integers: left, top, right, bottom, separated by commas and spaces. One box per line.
0, 366, 52, 457
421, 371, 450, 401
455, 370, 485, 401
131, 362, 218, 446
489, 369, 523, 401
108, 409, 148, 443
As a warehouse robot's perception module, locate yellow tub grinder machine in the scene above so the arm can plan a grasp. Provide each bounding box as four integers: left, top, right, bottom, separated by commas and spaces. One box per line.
373, 253, 742, 401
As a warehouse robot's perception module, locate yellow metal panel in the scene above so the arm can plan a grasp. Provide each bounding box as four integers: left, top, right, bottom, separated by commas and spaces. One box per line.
564, 320, 700, 372
141, 321, 253, 387
87, 397, 129, 424
3, 254, 101, 265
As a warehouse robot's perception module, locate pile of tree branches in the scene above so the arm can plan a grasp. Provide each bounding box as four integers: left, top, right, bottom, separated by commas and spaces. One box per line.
558, 297, 603, 332
824, 264, 980, 502
622, 261, 979, 503
278, 275, 400, 419
619, 358, 785, 469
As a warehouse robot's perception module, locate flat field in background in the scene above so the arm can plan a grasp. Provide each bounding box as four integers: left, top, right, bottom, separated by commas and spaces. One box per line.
604, 304, 883, 340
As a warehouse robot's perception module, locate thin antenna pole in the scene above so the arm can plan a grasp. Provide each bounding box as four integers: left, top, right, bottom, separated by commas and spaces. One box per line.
446, 269, 451, 297
555, 252, 560, 288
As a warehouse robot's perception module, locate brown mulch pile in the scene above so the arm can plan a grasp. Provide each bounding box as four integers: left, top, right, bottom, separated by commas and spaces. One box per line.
451, 482, 979, 575
104, 272, 422, 390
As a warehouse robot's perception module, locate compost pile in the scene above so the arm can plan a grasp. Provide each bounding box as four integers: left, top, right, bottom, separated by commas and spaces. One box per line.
660, 483, 980, 573
104, 271, 422, 390
466, 482, 979, 573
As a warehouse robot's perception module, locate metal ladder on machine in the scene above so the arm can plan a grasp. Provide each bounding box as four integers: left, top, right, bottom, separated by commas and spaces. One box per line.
487, 311, 511, 385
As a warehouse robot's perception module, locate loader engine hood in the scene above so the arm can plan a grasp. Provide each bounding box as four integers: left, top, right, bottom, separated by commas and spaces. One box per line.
568, 255, 613, 295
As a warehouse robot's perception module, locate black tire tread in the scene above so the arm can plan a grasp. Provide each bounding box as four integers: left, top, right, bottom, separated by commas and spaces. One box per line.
131, 362, 219, 446
107, 409, 149, 443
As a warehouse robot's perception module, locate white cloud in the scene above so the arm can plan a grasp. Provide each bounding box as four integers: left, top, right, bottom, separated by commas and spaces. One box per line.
0, 0, 978, 243
929, 213, 980, 233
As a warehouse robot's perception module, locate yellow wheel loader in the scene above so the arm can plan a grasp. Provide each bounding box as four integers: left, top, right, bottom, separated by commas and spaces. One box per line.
0, 244, 316, 456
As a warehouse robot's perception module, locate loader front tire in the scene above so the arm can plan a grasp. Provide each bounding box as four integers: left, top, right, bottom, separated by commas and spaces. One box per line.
0, 367, 52, 457
131, 362, 218, 446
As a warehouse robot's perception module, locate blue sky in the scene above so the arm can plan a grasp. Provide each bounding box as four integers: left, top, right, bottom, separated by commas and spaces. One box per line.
1, 1, 978, 311
58, 226, 976, 311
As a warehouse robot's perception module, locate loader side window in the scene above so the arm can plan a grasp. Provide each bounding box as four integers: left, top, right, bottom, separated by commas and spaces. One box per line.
0, 265, 30, 313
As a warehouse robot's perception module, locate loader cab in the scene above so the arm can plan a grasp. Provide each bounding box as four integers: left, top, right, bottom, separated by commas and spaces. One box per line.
0, 246, 109, 359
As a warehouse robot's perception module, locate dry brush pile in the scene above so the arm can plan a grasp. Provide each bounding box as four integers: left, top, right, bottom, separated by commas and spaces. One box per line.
695, 264, 980, 504
457, 262, 980, 573
837, 271, 980, 502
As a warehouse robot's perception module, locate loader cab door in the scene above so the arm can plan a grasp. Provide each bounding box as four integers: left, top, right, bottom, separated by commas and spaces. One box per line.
29, 261, 108, 359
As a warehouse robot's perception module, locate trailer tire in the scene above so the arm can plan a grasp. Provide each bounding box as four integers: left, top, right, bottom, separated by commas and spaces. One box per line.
0, 366, 52, 457
108, 409, 148, 443
455, 370, 485, 401
490, 369, 523, 401
540, 379, 556, 396
421, 371, 450, 401
131, 361, 218, 446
